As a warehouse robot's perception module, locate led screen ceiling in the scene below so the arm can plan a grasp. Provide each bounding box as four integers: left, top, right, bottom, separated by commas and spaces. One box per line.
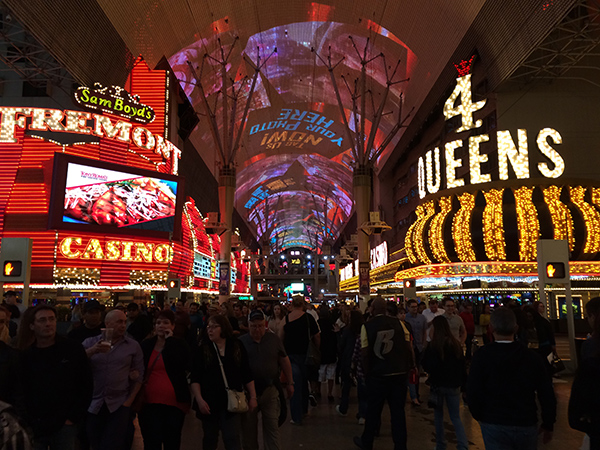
170, 21, 416, 250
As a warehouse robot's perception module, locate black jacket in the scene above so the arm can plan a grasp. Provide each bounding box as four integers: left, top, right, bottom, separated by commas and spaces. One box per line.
0, 342, 24, 415
467, 341, 556, 431
422, 343, 466, 389
19, 337, 93, 437
569, 356, 600, 442
140, 336, 191, 404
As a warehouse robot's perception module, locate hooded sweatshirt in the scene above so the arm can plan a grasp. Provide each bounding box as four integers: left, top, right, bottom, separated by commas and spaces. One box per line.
467, 341, 556, 431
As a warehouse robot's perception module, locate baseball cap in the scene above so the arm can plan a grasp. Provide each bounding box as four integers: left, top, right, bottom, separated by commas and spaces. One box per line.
248, 309, 266, 322
83, 300, 102, 313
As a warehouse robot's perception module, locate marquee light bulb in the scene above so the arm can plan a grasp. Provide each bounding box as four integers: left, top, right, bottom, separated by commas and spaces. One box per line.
443, 74, 487, 132
426, 147, 441, 194
445, 140, 465, 188
537, 128, 565, 178
497, 129, 529, 180
469, 134, 490, 184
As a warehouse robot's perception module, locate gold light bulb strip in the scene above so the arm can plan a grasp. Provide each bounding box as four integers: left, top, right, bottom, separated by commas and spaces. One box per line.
452, 192, 476, 262
570, 186, 600, 254
413, 201, 435, 265
514, 186, 540, 261
542, 186, 574, 250
482, 189, 506, 261
404, 205, 423, 264
428, 196, 452, 263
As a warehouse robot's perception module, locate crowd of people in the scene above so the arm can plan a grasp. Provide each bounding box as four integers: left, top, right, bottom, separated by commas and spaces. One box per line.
0, 290, 599, 450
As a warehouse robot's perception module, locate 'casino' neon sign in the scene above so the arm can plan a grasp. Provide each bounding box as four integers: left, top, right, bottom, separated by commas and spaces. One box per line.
59, 237, 173, 264
0, 107, 181, 174
417, 65, 565, 199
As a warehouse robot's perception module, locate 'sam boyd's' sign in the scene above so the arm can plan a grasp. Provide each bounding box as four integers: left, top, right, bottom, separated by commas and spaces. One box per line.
75, 83, 155, 124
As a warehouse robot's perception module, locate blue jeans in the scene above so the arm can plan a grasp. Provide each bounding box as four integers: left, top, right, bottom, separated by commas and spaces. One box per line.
201, 409, 242, 450
361, 374, 407, 450
433, 387, 468, 450
87, 404, 131, 450
288, 354, 308, 424
479, 423, 538, 450
33, 424, 77, 450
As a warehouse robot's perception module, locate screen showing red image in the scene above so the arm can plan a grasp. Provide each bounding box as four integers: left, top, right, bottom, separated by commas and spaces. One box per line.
63, 162, 178, 232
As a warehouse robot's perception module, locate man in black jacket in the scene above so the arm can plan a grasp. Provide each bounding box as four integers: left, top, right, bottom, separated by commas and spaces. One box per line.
354, 297, 414, 450
19, 305, 93, 450
467, 307, 556, 450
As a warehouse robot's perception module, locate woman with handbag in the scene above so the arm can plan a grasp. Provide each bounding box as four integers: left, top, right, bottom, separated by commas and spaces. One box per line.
190, 314, 256, 450
280, 295, 320, 425
138, 309, 191, 450
422, 316, 469, 450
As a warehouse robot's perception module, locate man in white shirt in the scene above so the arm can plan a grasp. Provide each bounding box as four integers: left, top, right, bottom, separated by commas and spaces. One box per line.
422, 299, 445, 342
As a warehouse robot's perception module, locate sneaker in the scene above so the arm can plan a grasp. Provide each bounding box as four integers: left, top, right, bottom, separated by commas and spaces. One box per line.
335, 405, 347, 417
358, 417, 365, 425
309, 394, 318, 407
353, 436, 365, 449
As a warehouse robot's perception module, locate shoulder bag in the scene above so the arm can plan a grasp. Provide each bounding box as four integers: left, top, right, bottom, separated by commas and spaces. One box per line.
131, 349, 162, 412
214, 342, 249, 413
305, 314, 321, 367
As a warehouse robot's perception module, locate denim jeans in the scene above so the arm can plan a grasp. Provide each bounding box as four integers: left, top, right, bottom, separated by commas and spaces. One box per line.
433, 387, 468, 450
201, 410, 242, 450
479, 423, 538, 450
87, 404, 131, 450
361, 374, 408, 450
288, 354, 308, 424
33, 424, 78, 450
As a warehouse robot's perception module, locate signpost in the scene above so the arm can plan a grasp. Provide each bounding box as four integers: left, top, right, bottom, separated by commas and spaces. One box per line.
536, 239, 576, 368
0, 238, 33, 306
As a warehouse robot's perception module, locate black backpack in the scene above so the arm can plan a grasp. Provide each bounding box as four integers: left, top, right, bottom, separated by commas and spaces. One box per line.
0, 401, 31, 450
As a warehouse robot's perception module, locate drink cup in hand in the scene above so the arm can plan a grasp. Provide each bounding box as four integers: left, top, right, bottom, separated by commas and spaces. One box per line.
101, 328, 114, 348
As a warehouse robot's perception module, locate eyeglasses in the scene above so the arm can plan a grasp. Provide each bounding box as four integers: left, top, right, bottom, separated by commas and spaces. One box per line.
206, 324, 221, 330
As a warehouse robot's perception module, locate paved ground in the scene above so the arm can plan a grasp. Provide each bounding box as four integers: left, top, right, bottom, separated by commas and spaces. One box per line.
132, 374, 585, 450
131, 334, 586, 449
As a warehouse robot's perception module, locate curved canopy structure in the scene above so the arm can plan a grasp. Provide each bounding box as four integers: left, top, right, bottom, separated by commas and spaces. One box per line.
7, 0, 490, 250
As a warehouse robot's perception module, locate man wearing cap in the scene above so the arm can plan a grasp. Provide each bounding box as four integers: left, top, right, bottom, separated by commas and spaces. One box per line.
240, 309, 294, 450
126, 303, 152, 343
68, 300, 104, 344
2, 290, 24, 333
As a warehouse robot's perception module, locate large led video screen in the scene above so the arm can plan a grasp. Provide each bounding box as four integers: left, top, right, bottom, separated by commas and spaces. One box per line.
49, 153, 184, 239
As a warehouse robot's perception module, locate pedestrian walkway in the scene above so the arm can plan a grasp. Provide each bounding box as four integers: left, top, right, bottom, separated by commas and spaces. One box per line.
132, 375, 585, 450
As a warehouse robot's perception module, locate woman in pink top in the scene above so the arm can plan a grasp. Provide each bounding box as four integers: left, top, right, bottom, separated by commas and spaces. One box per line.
139, 309, 191, 450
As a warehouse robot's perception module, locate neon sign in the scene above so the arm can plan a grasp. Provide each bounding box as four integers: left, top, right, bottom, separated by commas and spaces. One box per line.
0, 107, 181, 174
74, 83, 156, 124
59, 237, 173, 263
417, 67, 565, 199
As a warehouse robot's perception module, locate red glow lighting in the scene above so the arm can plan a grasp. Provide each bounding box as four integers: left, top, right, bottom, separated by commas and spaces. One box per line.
454, 55, 476, 77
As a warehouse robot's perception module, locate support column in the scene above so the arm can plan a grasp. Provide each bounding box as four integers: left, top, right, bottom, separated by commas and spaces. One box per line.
354, 166, 372, 311
218, 166, 236, 305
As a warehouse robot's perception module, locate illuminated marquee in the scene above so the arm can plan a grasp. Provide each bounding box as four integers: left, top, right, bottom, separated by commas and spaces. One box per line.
0, 107, 181, 174
418, 64, 565, 199
74, 83, 156, 124
59, 237, 173, 263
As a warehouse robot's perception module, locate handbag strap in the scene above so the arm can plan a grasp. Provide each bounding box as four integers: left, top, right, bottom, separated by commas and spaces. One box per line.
213, 342, 230, 390
143, 350, 163, 384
